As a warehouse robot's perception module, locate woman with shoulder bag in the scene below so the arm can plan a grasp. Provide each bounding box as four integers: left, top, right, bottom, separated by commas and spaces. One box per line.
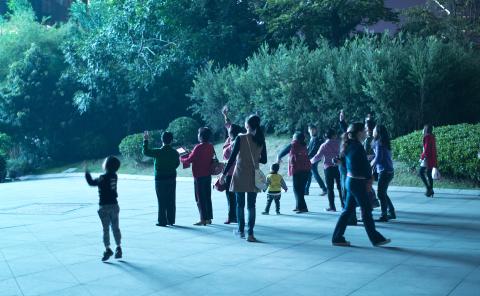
220, 115, 267, 242
419, 124, 438, 197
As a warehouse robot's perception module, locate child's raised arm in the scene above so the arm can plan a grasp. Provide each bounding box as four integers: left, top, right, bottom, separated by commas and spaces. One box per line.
85, 171, 99, 186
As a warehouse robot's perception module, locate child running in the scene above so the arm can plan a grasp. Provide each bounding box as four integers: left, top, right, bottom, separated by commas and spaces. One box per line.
262, 163, 288, 215
85, 156, 122, 261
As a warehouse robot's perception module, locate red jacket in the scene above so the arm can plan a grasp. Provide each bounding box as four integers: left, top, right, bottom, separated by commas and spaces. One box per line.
421, 134, 438, 169
289, 141, 312, 176
181, 142, 214, 178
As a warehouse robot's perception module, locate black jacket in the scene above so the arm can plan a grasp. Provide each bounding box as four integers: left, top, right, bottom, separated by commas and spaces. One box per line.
307, 136, 323, 159
86, 172, 118, 205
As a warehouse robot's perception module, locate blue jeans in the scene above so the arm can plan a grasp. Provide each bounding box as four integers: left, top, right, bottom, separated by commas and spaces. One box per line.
305, 162, 327, 193
236, 192, 257, 236
332, 178, 386, 244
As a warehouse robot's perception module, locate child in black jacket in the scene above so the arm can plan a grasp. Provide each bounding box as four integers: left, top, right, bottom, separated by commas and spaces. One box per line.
85, 156, 122, 261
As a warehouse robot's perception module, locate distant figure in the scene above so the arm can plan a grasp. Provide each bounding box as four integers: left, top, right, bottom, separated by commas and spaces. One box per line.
332, 123, 390, 247
364, 115, 376, 161
311, 128, 343, 212
305, 124, 327, 196
221, 115, 267, 242
181, 127, 215, 226
143, 131, 180, 226
419, 124, 438, 197
221, 108, 244, 224
277, 131, 312, 213
262, 163, 288, 215
371, 125, 396, 222
85, 156, 123, 261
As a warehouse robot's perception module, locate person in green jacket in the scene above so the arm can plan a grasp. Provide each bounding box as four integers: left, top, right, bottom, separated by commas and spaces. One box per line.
143, 131, 180, 226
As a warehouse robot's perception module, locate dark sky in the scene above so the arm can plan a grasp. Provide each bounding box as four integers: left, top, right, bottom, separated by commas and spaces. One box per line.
361, 0, 427, 33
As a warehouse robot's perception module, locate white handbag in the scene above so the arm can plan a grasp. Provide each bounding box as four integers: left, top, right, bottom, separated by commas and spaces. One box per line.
246, 136, 268, 191
432, 167, 441, 180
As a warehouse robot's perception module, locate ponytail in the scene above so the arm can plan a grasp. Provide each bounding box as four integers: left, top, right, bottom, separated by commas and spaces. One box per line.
247, 114, 265, 146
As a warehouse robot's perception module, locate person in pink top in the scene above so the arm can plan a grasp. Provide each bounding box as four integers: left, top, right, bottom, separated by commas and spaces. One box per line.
181, 127, 215, 226
221, 108, 245, 224
311, 128, 343, 212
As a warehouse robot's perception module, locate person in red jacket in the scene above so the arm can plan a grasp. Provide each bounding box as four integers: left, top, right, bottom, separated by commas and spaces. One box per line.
419, 124, 438, 197
181, 127, 215, 225
277, 132, 312, 213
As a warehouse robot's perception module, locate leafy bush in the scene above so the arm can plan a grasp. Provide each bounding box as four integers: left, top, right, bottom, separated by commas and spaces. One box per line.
6, 157, 35, 179
392, 123, 480, 183
166, 117, 201, 146
0, 155, 6, 182
119, 130, 163, 164
0, 133, 12, 157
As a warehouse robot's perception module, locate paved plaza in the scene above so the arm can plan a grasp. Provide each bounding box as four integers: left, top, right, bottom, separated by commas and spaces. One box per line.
0, 176, 479, 296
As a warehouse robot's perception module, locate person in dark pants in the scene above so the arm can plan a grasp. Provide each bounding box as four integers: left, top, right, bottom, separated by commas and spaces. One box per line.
332, 123, 390, 247
277, 132, 312, 213
305, 125, 327, 196
181, 127, 215, 226
221, 115, 267, 242
338, 110, 357, 225
419, 124, 438, 197
143, 131, 180, 226
311, 129, 343, 211
262, 163, 288, 215
370, 125, 396, 222
221, 108, 245, 224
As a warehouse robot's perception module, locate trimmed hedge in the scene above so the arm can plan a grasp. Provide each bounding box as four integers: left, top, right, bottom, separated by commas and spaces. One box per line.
166, 117, 201, 146
392, 123, 480, 183
119, 130, 163, 164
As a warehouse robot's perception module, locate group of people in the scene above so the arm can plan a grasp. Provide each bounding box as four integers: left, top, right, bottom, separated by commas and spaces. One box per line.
85, 108, 438, 260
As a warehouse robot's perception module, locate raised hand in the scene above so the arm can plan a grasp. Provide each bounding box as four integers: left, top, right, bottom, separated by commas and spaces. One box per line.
339, 109, 345, 122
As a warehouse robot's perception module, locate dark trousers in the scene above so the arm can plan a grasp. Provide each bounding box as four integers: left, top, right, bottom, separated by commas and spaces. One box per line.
305, 162, 327, 193
225, 175, 237, 222
419, 167, 433, 191
155, 179, 176, 225
377, 171, 395, 216
236, 192, 257, 236
264, 193, 281, 213
293, 171, 310, 211
324, 166, 343, 210
332, 178, 386, 244
194, 176, 213, 221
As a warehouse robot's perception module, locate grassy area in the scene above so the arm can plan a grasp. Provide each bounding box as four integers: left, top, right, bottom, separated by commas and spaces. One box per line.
40, 136, 478, 189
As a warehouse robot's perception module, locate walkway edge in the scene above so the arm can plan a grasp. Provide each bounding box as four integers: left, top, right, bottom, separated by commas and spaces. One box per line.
17, 173, 480, 197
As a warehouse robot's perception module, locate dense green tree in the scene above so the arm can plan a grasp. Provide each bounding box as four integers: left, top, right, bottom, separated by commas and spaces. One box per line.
255, 0, 398, 47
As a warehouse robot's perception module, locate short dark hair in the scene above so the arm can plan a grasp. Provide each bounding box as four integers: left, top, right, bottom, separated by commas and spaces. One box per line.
271, 163, 280, 173
198, 127, 212, 142
105, 156, 121, 173
365, 118, 376, 131
308, 124, 317, 130
162, 131, 173, 145
294, 131, 306, 146
325, 128, 337, 139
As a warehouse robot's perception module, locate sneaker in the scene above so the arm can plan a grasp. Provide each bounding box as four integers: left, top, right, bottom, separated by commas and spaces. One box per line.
332, 240, 351, 247
387, 212, 396, 220
233, 229, 245, 239
206, 219, 212, 225
325, 208, 337, 212
247, 235, 257, 242
373, 238, 391, 247
156, 223, 167, 227
114, 247, 122, 259
376, 215, 389, 222
292, 208, 299, 212
320, 190, 327, 196
102, 248, 114, 261
261, 211, 269, 215
296, 209, 308, 214
224, 220, 231, 224
193, 221, 206, 226
276, 211, 281, 215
